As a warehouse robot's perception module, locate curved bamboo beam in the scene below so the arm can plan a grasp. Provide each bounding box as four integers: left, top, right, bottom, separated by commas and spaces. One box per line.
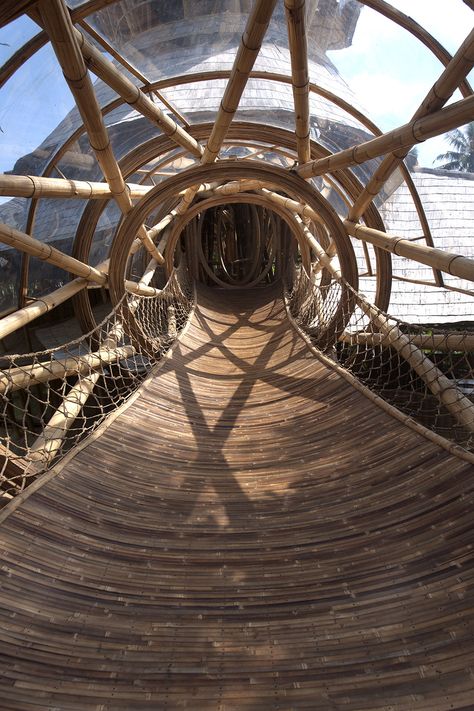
349, 27, 474, 221
38, 0, 164, 265
284, 0, 311, 165
344, 221, 474, 282
296, 94, 474, 179
0, 174, 151, 200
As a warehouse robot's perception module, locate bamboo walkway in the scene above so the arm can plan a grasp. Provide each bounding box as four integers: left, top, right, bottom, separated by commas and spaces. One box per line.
0, 285, 473, 710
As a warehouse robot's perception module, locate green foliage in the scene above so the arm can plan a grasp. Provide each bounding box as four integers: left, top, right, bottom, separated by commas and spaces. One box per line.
434, 122, 474, 172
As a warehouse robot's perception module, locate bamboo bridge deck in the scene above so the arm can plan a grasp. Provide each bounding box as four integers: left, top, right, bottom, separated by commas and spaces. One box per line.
1, 285, 473, 710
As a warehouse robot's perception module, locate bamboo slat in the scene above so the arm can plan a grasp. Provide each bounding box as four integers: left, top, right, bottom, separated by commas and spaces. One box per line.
344, 220, 474, 282
1, 286, 473, 708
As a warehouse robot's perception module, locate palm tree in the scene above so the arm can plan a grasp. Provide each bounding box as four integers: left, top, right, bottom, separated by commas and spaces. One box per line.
434, 122, 474, 172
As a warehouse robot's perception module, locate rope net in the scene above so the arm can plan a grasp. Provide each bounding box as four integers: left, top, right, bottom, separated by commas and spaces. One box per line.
0, 267, 193, 504
287, 267, 474, 453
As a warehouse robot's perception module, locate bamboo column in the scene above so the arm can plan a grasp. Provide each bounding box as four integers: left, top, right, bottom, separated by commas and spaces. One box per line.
349, 28, 474, 221
296, 94, 474, 179
284, 0, 311, 164
0, 173, 151, 200
344, 220, 474, 282
38, 0, 163, 264
146, 0, 278, 241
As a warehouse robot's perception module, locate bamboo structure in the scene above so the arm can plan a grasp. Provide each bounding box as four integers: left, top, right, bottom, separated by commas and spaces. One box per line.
344, 221, 474, 282
349, 27, 474, 221
38, 0, 164, 265
284, 0, 311, 165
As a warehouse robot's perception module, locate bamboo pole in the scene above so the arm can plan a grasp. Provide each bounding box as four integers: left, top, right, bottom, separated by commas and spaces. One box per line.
0, 345, 136, 393
0, 279, 87, 342
0, 222, 107, 284
340, 331, 474, 352
284, 0, 311, 165
38, 0, 163, 265
349, 28, 474, 221
72, 26, 203, 159
296, 94, 474, 179
344, 220, 474, 282
146, 0, 278, 241
0, 173, 151, 200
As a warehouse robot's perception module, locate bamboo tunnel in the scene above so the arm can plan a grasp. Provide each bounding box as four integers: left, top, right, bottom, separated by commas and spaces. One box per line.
344, 220, 474, 282
349, 27, 474, 221
38, 0, 164, 265
284, 0, 311, 165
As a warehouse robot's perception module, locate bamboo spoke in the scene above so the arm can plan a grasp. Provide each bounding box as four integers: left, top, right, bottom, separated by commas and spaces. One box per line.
344, 221, 474, 282
0, 173, 151, 200
285, 0, 311, 165
38, 0, 164, 265
296, 94, 474, 179
349, 27, 474, 221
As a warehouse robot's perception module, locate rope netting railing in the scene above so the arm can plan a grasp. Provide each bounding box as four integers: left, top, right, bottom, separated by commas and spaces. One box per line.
0, 267, 193, 504
286, 267, 474, 453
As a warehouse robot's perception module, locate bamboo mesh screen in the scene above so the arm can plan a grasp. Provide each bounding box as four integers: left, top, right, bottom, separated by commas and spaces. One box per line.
286, 268, 474, 453
0, 266, 193, 504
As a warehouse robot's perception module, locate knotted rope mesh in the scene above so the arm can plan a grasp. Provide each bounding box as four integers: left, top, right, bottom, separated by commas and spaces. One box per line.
0, 267, 193, 504
287, 267, 474, 453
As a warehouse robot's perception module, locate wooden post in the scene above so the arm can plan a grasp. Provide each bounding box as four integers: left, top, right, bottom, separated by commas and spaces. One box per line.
344, 220, 474, 282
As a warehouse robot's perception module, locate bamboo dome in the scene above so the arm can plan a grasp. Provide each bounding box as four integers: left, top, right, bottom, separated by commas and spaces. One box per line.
0, 1, 474, 709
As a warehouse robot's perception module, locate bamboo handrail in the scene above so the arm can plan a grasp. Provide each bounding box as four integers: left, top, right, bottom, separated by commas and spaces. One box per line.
344, 221, 474, 283
349, 27, 474, 221
0, 222, 107, 284
340, 331, 474, 352
38, 0, 164, 265
0, 174, 151, 200
284, 0, 311, 165
73, 26, 203, 159
296, 94, 474, 179
0, 345, 136, 393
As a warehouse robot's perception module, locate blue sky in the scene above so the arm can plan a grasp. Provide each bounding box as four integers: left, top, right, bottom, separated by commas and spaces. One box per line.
0, 3, 473, 176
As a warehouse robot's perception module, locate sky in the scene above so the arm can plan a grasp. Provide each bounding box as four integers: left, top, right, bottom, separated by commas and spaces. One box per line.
0, 2, 473, 176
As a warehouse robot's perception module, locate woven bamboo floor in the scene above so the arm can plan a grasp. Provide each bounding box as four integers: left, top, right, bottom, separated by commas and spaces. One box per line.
1, 285, 474, 710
